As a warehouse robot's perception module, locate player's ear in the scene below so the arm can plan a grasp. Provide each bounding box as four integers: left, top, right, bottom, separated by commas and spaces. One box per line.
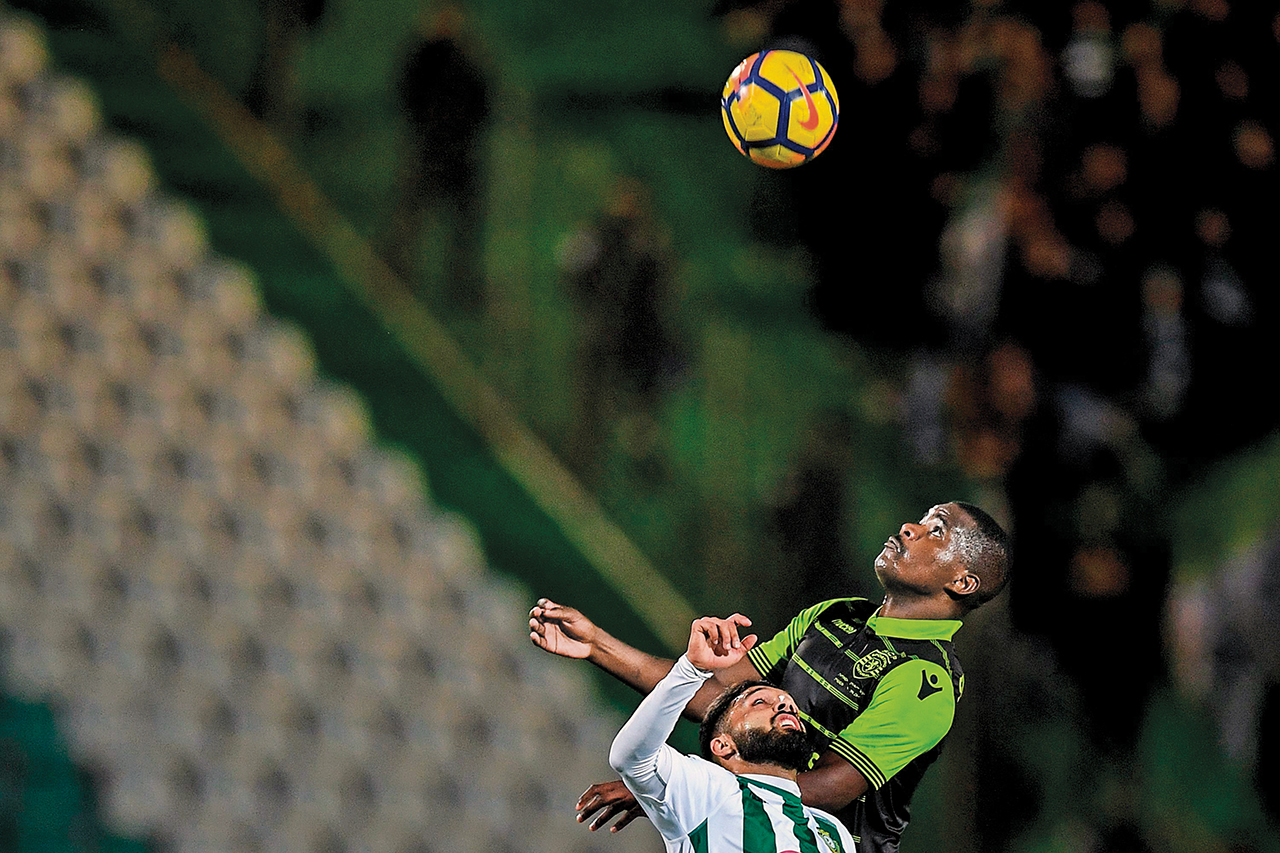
947, 569, 980, 598
710, 734, 736, 761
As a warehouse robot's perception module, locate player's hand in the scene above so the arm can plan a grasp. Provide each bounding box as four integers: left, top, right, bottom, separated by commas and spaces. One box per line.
529, 598, 598, 660
687, 614, 757, 671
577, 779, 646, 832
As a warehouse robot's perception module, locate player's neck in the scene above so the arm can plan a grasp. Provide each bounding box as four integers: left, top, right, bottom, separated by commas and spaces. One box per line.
879, 592, 962, 621
722, 758, 798, 783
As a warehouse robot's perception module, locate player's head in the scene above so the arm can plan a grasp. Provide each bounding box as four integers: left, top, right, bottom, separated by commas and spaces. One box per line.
874, 501, 1010, 614
699, 681, 812, 772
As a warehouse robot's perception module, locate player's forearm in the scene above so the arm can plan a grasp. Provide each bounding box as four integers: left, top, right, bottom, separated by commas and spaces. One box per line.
796, 752, 869, 812
682, 670, 742, 721
587, 630, 678, 694
588, 633, 747, 722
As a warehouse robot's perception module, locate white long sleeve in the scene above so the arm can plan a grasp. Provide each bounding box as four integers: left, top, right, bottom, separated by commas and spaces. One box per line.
608, 655, 716, 838
606, 655, 861, 853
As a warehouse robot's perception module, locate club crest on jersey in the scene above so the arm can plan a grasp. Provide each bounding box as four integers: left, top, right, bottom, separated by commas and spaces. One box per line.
850, 649, 899, 679
816, 827, 841, 852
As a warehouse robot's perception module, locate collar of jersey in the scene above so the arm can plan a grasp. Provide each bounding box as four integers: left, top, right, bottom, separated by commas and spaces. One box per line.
738, 773, 801, 796
867, 609, 962, 640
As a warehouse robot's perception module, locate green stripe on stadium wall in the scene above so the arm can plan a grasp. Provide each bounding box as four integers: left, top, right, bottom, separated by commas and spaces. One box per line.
149, 42, 700, 653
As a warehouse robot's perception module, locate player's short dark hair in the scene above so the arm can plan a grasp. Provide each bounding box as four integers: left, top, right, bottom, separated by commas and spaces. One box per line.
698, 680, 772, 761
950, 501, 1011, 612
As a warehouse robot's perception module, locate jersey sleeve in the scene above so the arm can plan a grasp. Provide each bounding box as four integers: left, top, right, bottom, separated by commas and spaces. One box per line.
826, 659, 955, 789
746, 598, 851, 680
610, 656, 737, 840
634, 751, 739, 841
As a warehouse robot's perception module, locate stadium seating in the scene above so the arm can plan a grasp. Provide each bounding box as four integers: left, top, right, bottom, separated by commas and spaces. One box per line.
0, 11, 654, 852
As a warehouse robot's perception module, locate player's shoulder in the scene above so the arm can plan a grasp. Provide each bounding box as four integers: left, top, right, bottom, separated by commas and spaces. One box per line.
671, 754, 746, 816
875, 657, 958, 715
775, 598, 876, 646
675, 753, 740, 791
795, 596, 875, 623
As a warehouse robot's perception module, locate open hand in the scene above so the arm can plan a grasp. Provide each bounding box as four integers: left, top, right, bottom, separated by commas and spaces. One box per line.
687, 614, 757, 671
577, 779, 645, 832
529, 598, 598, 659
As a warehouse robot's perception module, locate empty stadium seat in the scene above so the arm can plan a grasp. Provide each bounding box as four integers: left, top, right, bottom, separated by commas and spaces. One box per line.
0, 10, 658, 852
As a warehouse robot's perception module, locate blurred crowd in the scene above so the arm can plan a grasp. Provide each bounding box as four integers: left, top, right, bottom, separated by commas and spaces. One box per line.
716, 0, 1280, 840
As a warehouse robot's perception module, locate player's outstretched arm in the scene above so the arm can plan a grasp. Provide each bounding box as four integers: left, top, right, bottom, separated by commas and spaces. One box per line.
530, 598, 761, 717
529, 598, 675, 694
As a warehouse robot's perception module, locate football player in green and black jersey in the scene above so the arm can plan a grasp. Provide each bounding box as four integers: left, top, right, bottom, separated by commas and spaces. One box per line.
529, 501, 1010, 853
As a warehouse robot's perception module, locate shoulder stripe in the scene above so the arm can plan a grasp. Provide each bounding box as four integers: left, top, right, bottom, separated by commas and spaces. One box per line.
741, 778, 825, 853
780, 790, 823, 853
813, 621, 846, 648
746, 645, 772, 676
930, 639, 953, 676
797, 709, 840, 741
827, 739, 888, 789
791, 655, 859, 711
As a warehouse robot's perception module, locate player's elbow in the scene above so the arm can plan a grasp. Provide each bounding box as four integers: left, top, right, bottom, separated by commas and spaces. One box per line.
608, 736, 635, 776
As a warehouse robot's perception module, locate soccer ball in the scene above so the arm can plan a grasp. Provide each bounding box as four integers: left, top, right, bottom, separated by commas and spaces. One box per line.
721, 50, 839, 169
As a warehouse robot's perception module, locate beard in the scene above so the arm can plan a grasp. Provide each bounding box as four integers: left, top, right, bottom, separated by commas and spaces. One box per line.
734, 725, 813, 771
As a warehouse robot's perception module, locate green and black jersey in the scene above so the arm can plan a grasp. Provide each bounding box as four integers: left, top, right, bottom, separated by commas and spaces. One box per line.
746, 598, 964, 853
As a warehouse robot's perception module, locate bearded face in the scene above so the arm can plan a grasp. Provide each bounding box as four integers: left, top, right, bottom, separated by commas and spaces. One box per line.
732, 724, 813, 771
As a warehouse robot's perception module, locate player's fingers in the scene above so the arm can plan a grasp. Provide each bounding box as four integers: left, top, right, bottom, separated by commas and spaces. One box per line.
588, 803, 626, 832
704, 619, 724, 649
722, 617, 743, 650
609, 805, 644, 833
576, 794, 600, 820
577, 782, 619, 812
741, 633, 759, 651
540, 599, 573, 618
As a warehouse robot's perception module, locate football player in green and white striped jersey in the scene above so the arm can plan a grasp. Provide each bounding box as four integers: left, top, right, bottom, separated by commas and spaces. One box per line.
610, 613, 857, 853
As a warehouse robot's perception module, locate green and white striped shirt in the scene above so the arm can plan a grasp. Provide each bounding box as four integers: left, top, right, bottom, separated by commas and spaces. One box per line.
609, 656, 857, 853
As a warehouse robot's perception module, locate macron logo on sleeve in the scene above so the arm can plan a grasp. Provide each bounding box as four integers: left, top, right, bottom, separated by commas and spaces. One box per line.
917, 670, 943, 701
